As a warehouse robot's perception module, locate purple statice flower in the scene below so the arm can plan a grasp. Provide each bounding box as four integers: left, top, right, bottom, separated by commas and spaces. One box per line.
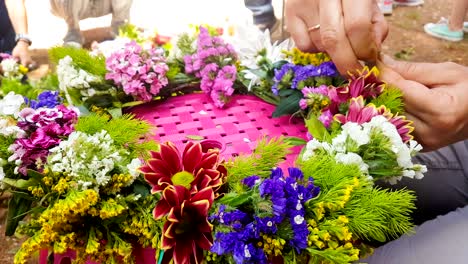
292, 62, 338, 89
184, 27, 237, 108
105, 41, 169, 102
272, 63, 296, 95
212, 167, 321, 261
9, 105, 79, 175
242, 175, 260, 188
24, 91, 62, 109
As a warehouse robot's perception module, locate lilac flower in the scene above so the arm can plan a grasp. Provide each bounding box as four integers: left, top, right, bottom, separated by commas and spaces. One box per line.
184, 27, 238, 108
106, 41, 169, 102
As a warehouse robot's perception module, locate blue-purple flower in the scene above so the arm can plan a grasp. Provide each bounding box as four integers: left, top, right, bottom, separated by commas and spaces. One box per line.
25, 91, 62, 109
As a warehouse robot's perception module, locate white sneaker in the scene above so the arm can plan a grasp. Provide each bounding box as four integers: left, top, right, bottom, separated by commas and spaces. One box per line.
464, 21, 468, 33
378, 0, 393, 15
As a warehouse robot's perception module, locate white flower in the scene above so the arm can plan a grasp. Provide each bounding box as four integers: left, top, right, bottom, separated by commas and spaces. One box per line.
342, 122, 370, 147
244, 245, 251, 258
0, 118, 24, 137
127, 158, 142, 178
294, 215, 305, 225
335, 152, 369, 173
230, 24, 293, 90
1, 58, 22, 79
0, 92, 25, 117
296, 201, 303, 210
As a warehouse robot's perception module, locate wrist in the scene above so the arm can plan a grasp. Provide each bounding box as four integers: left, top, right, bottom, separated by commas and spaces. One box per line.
15, 34, 32, 46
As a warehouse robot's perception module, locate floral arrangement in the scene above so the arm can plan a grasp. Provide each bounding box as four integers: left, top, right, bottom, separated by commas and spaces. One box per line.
0, 22, 429, 264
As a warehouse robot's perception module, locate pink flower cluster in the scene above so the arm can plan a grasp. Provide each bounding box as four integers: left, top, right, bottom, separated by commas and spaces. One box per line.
184, 27, 237, 108
9, 105, 78, 175
106, 41, 169, 102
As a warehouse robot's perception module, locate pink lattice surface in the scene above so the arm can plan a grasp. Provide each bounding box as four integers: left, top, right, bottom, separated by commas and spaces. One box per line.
129, 94, 308, 167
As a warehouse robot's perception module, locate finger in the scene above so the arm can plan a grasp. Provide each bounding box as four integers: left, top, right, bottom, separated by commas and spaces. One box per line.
286, 15, 318, 51
371, 1, 389, 47
319, 0, 362, 75
381, 55, 463, 86
403, 112, 435, 151
377, 59, 436, 117
342, 0, 377, 60
299, 0, 324, 51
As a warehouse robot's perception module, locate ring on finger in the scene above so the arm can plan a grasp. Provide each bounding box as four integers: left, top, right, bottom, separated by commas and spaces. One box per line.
307, 24, 321, 32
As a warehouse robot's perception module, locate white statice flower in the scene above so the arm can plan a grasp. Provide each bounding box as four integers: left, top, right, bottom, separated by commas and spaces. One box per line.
90, 37, 132, 58
302, 139, 333, 160
335, 152, 369, 174
230, 24, 293, 90
1, 58, 23, 79
0, 91, 25, 117
48, 130, 126, 189
56, 56, 101, 104
126, 158, 142, 181
0, 118, 24, 137
341, 122, 370, 147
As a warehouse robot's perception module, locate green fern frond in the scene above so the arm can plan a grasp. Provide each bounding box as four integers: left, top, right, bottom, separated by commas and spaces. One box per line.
343, 187, 416, 242
370, 85, 404, 114
75, 113, 158, 159
49, 46, 107, 77
226, 137, 291, 192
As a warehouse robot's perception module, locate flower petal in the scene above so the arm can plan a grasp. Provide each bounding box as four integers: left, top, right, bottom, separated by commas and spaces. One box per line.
195, 232, 213, 250
160, 142, 183, 174
154, 199, 172, 219
182, 142, 203, 172
173, 239, 193, 264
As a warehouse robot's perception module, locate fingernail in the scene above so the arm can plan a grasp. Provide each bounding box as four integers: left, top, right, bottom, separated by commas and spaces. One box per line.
381, 54, 396, 67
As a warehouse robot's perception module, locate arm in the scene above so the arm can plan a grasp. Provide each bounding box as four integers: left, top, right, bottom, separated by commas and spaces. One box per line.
5, 0, 33, 66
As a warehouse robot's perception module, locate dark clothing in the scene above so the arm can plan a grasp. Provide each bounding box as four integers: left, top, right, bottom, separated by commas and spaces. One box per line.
244, 0, 276, 26
0, 0, 16, 53
377, 140, 468, 225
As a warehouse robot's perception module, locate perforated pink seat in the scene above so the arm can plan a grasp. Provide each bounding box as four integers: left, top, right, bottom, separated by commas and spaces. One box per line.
129, 93, 308, 167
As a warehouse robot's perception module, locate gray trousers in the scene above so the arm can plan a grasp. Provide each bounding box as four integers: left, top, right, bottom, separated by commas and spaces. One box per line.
244, 0, 275, 26
365, 140, 468, 263
49, 0, 132, 31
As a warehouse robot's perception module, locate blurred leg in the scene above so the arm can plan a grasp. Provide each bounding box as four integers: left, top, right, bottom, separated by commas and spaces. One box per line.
110, 0, 133, 36
362, 205, 468, 264
49, 0, 89, 45
376, 140, 468, 225
449, 0, 468, 31
244, 0, 276, 28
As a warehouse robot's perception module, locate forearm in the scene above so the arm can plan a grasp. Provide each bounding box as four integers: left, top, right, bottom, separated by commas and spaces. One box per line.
5, 0, 28, 35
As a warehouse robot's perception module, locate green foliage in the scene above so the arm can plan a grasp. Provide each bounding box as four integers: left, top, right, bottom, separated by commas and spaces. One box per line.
272, 89, 303, 117
176, 33, 196, 56
75, 113, 158, 159
0, 78, 40, 99
370, 85, 404, 114
300, 154, 415, 242
308, 247, 361, 264
31, 73, 60, 91
0, 135, 16, 178
343, 188, 416, 242
118, 24, 146, 44
49, 46, 107, 77
226, 137, 291, 192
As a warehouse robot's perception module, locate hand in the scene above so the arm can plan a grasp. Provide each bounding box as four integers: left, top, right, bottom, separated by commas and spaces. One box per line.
378, 56, 468, 151
11, 40, 33, 67
285, 0, 388, 74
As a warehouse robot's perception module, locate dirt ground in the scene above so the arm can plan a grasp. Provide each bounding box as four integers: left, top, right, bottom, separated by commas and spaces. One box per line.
1, 0, 468, 263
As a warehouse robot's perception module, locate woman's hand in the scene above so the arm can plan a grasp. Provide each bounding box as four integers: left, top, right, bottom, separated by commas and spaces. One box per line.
285, 0, 388, 74
378, 56, 468, 151
12, 41, 33, 67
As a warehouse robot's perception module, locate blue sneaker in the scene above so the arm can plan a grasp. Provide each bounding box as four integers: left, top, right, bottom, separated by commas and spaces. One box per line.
424, 19, 464, 42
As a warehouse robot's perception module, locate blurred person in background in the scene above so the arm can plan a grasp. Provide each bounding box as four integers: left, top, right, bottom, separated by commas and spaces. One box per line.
49, 0, 133, 47
0, 0, 33, 66
244, 0, 288, 41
